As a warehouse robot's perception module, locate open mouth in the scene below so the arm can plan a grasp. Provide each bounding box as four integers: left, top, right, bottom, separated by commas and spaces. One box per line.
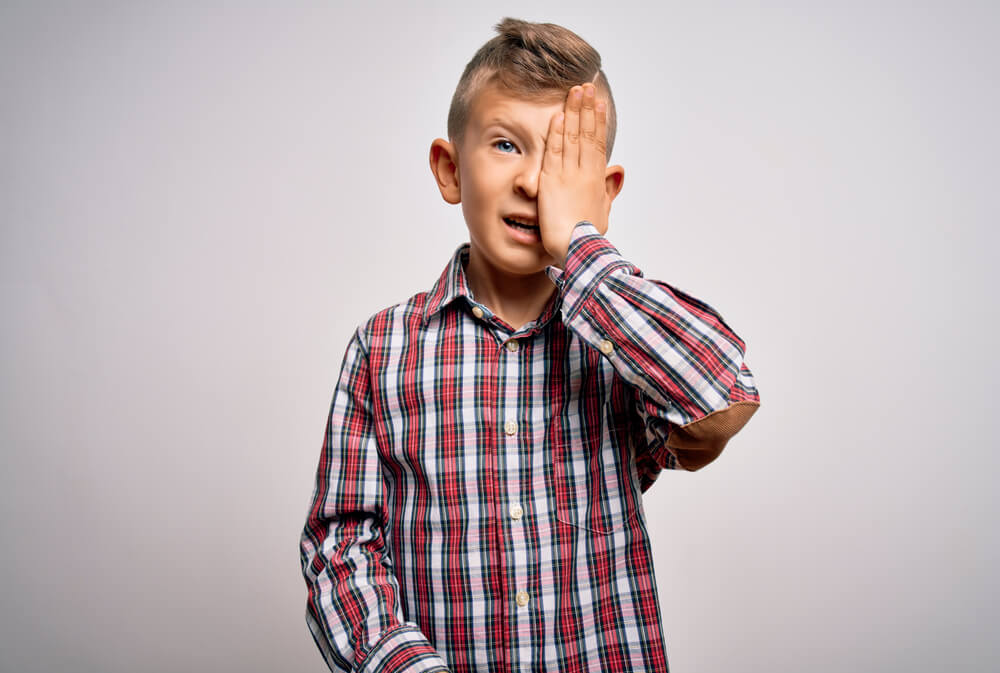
503, 216, 539, 233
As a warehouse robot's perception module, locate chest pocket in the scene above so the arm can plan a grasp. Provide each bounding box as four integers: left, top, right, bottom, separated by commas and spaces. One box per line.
552, 404, 642, 535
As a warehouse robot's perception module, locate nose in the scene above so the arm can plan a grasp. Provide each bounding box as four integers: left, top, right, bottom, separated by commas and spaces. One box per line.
513, 158, 541, 199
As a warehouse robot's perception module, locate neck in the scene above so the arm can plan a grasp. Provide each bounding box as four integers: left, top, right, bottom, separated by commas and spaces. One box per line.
464, 247, 557, 331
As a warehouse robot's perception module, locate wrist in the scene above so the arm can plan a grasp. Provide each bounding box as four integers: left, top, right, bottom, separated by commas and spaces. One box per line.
547, 220, 598, 268
548, 243, 570, 268
543, 227, 572, 268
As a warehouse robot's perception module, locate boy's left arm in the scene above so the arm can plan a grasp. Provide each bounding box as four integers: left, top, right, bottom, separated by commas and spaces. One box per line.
539, 83, 760, 475
547, 223, 761, 474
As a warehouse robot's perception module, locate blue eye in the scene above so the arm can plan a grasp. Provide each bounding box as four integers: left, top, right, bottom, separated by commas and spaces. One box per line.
494, 139, 517, 153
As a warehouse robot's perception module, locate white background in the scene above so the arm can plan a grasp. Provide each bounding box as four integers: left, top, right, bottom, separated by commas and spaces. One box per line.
1, 1, 997, 671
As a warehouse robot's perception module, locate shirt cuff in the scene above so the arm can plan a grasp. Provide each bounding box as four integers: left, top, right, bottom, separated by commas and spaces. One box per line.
357, 624, 451, 673
545, 221, 641, 323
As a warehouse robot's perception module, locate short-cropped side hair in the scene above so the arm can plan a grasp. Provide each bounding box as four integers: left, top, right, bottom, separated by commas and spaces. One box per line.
448, 17, 618, 158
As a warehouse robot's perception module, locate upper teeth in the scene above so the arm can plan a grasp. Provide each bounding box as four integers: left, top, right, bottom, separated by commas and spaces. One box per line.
507, 217, 535, 227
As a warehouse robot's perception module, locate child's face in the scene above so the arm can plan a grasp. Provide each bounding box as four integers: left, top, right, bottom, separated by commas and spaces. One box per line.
445, 83, 569, 277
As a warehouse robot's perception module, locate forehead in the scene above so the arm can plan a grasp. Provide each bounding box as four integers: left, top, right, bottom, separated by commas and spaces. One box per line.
466, 83, 565, 133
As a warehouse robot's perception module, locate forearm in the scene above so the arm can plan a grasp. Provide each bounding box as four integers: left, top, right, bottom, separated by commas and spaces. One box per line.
300, 329, 451, 672
301, 512, 450, 673
550, 222, 761, 470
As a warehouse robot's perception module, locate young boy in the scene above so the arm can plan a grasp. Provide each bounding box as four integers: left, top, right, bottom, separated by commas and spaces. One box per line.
300, 17, 760, 673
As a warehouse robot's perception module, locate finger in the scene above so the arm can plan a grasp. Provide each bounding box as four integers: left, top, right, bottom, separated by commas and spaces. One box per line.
580, 83, 596, 154
563, 85, 582, 169
589, 99, 608, 167
542, 111, 564, 174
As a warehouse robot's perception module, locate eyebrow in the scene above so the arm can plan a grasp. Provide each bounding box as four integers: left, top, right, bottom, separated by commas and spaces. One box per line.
482, 118, 543, 150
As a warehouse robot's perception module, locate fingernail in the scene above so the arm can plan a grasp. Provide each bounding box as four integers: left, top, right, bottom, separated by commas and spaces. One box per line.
596, 102, 606, 112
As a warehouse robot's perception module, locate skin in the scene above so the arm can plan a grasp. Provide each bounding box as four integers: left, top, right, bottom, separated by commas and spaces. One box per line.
429, 82, 625, 330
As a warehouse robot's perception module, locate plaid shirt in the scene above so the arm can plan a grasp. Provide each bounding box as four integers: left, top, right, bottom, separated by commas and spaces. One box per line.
301, 222, 760, 673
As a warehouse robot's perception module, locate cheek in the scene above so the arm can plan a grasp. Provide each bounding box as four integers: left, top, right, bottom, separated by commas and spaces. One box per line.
463, 173, 496, 210
459, 185, 489, 229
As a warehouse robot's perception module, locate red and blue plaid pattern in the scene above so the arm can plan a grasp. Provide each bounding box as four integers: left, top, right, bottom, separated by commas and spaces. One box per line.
301, 222, 760, 672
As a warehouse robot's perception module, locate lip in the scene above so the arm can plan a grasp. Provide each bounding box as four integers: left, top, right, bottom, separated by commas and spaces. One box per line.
503, 216, 542, 244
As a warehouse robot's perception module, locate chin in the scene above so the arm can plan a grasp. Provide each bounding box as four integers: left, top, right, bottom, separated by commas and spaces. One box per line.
497, 246, 552, 275
468, 231, 553, 277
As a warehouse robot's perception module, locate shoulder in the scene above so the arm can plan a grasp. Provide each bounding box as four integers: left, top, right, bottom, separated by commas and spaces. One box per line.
353, 290, 432, 351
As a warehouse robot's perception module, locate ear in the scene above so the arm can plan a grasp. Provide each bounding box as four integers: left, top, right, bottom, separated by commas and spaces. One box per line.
604, 164, 625, 203
429, 138, 461, 204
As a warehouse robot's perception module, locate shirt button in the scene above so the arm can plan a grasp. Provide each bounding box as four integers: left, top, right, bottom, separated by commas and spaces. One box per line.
505, 340, 519, 353
509, 503, 524, 520
515, 591, 530, 607
504, 420, 518, 435
472, 306, 484, 319
599, 339, 614, 355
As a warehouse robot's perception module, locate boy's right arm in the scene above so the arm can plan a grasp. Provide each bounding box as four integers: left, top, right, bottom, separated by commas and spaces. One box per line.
300, 328, 451, 673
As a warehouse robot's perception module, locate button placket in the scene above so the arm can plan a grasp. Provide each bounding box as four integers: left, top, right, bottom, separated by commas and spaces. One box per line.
498, 333, 531, 633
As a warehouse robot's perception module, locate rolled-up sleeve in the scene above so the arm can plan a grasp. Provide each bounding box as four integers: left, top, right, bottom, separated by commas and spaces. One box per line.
300, 328, 451, 673
547, 222, 761, 483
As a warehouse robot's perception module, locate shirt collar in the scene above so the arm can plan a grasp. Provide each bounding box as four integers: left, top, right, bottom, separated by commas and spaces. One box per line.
421, 243, 564, 330
422, 242, 473, 325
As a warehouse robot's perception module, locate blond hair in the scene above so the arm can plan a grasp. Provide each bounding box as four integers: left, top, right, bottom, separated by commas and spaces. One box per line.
447, 17, 618, 158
